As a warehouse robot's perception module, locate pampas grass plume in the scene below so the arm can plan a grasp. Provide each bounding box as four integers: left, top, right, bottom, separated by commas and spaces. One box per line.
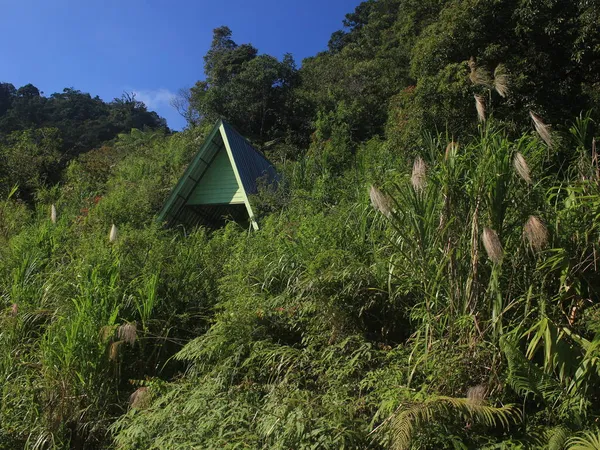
445, 141, 458, 160
117, 322, 137, 345
493, 64, 509, 98
100, 325, 116, 342
50, 204, 57, 224
109, 224, 118, 243
513, 152, 532, 184
524, 216, 548, 252
530, 111, 552, 147
482, 227, 504, 264
369, 185, 392, 218
475, 95, 486, 122
468, 57, 491, 87
129, 387, 150, 409
411, 157, 427, 192
467, 385, 487, 405
109, 341, 123, 361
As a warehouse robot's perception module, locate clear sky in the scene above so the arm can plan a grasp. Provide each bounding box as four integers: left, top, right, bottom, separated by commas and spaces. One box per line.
1, 0, 362, 130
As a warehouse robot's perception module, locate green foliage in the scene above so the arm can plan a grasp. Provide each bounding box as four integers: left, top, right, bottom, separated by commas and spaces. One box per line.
568, 431, 600, 449
0, 85, 168, 202
3, 1, 600, 449
190, 27, 299, 143
0, 128, 62, 200
385, 396, 519, 450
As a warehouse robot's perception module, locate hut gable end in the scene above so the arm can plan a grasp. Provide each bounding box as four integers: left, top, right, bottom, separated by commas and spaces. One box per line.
158, 120, 277, 230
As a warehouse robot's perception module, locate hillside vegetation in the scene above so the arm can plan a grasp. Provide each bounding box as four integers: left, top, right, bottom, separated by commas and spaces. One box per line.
2, 0, 600, 448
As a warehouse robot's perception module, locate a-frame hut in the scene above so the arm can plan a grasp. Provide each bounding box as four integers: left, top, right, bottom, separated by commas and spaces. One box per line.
158, 120, 277, 230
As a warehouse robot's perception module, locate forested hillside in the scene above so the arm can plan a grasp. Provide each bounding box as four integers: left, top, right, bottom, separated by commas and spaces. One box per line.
0, 84, 167, 200
2, 0, 600, 448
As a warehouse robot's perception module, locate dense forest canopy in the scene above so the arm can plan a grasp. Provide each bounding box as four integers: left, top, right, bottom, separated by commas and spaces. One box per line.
2, 0, 600, 449
0, 84, 167, 199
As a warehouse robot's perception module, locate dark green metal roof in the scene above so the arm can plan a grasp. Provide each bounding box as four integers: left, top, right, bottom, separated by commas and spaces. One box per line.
157, 119, 278, 229
221, 121, 278, 196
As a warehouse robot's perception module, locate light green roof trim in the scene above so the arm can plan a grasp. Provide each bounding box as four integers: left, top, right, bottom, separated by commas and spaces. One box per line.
219, 122, 258, 230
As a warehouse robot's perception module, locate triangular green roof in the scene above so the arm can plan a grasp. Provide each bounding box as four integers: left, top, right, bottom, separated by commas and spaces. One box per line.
158, 120, 277, 229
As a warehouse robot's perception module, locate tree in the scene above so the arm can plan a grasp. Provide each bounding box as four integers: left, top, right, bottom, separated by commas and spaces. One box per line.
189, 27, 299, 142
0, 82, 16, 116
0, 128, 62, 199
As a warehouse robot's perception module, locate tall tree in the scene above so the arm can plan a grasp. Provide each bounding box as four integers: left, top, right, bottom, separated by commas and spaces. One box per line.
189, 27, 300, 142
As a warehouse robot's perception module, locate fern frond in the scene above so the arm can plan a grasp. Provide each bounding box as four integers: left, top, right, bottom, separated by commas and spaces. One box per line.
501, 333, 562, 403
567, 431, 600, 449
547, 425, 572, 450
386, 396, 519, 450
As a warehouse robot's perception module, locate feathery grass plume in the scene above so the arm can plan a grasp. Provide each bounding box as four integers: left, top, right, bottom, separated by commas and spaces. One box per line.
493, 64, 509, 97
468, 57, 491, 87
50, 204, 57, 224
569, 306, 577, 325
10, 303, 18, 317
109, 224, 118, 243
109, 341, 123, 361
523, 216, 548, 252
411, 157, 427, 192
530, 111, 552, 147
445, 141, 458, 160
475, 95, 486, 122
513, 152, 532, 184
117, 322, 137, 345
369, 185, 392, 218
482, 227, 503, 264
129, 387, 150, 409
100, 325, 116, 342
467, 385, 487, 405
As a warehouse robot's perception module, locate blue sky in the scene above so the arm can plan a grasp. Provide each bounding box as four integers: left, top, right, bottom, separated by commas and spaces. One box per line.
1, 0, 362, 130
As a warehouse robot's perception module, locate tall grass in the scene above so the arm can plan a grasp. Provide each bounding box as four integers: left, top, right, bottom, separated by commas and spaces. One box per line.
2, 120, 600, 449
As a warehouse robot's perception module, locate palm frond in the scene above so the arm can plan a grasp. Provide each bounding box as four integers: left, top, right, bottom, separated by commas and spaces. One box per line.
567, 431, 600, 449
547, 425, 572, 450
385, 395, 519, 450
